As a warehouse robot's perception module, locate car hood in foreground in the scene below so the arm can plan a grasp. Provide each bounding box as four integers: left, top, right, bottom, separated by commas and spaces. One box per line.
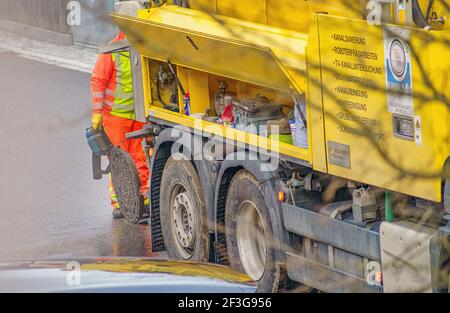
0, 257, 256, 293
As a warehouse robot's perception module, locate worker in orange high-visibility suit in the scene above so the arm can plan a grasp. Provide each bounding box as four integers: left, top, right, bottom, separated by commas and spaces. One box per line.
91, 31, 149, 219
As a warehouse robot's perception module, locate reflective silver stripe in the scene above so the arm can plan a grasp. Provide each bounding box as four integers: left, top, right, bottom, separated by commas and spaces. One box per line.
104, 100, 114, 107
107, 86, 131, 99
93, 102, 104, 109
112, 103, 134, 111
105, 89, 115, 97
117, 90, 133, 99
93, 91, 105, 98
115, 88, 133, 99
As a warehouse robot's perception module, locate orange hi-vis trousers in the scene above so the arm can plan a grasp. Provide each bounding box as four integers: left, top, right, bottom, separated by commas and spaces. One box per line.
103, 112, 150, 209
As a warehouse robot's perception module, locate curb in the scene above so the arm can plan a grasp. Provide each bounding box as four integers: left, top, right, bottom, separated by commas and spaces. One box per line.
0, 18, 73, 46
0, 41, 94, 74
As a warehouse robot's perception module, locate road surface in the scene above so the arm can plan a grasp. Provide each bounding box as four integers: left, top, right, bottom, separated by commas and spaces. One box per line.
0, 49, 157, 261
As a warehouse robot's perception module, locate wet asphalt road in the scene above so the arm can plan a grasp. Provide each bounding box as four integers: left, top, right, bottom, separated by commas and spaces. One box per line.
0, 49, 159, 261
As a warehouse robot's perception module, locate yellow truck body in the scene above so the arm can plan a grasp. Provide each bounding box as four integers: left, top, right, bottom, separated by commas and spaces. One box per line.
112, 1, 450, 202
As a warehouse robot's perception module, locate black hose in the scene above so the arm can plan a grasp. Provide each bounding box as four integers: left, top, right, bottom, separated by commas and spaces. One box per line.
170, 89, 179, 104
156, 80, 169, 107
425, 0, 434, 20
412, 0, 431, 28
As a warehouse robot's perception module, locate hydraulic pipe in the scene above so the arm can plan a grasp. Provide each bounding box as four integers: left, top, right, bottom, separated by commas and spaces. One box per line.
385, 191, 394, 222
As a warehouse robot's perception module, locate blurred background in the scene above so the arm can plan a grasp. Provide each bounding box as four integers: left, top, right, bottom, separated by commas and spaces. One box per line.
0, 0, 117, 47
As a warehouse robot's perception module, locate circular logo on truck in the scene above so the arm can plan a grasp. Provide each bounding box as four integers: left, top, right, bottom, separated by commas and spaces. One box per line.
389, 39, 407, 80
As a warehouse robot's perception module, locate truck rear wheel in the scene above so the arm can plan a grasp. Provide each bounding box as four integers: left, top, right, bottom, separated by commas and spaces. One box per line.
225, 170, 282, 293
160, 157, 209, 261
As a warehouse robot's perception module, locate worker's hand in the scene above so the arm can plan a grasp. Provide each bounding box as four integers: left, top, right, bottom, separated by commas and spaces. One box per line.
91, 113, 103, 131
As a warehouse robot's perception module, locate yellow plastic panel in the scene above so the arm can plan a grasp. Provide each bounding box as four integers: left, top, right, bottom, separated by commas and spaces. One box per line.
112, 5, 307, 93
306, 14, 328, 173
217, 0, 268, 24
317, 14, 450, 201
267, 0, 364, 33
185, 0, 217, 14
423, 30, 450, 177
186, 0, 365, 32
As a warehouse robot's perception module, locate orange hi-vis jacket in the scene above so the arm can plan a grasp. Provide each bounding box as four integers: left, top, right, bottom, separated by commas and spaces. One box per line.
91, 32, 134, 119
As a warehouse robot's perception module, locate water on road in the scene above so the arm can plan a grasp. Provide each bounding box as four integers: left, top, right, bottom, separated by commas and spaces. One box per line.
0, 50, 158, 261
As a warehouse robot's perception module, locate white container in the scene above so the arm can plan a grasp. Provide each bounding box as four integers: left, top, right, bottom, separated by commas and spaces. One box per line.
290, 102, 308, 148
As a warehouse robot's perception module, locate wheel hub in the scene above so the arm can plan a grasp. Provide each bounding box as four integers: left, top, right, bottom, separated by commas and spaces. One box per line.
236, 201, 267, 281
172, 191, 195, 249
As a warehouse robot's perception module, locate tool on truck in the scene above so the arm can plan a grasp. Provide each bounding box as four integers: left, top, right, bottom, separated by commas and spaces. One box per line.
108, 0, 450, 292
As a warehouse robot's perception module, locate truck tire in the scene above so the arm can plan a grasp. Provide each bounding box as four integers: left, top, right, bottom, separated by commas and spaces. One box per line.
160, 156, 209, 261
225, 170, 282, 293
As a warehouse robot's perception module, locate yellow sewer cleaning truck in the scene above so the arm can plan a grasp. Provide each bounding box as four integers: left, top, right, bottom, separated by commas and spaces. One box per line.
108, 0, 450, 292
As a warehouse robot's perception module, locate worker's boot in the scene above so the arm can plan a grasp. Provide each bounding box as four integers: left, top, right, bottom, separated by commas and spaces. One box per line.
111, 196, 124, 219
112, 208, 124, 219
